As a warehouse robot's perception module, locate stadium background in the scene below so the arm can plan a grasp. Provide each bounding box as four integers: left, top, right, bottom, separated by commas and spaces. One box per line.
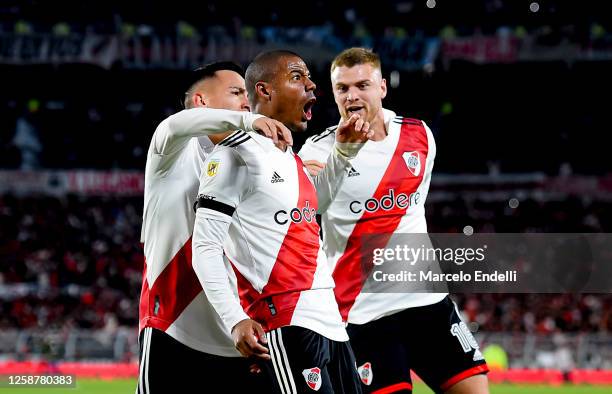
0, 0, 611, 392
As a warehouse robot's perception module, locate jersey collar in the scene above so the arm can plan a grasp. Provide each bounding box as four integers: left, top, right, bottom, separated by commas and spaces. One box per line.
382, 108, 397, 135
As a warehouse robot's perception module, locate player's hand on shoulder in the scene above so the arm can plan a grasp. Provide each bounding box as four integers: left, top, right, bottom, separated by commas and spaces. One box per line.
252, 117, 293, 150
231, 319, 271, 360
303, 160, 326, 177
336, 113, 374, 144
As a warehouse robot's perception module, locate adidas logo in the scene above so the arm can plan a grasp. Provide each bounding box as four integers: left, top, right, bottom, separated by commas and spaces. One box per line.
347, 166, 360, 177
271, 171, 284, 183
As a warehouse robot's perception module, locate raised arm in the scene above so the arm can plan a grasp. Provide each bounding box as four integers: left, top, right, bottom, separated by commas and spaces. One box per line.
311, 114, 372, 213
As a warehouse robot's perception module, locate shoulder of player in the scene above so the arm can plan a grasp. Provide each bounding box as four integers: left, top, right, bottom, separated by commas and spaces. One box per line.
147, 117, 170, 148
208, 137, 247, 164
212, 130, 266, 166
391, 116, 436, 161
391, 115, 425, 127
217, 130, 253, 149
219, 130, 279, 152
391, 116, 434, 138
307, 125, 338, 145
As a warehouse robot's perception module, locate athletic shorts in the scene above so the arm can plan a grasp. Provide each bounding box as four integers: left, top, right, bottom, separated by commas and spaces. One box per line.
346, 296, 489, 393
261, 326, 363, 394
136, 327, 270, 393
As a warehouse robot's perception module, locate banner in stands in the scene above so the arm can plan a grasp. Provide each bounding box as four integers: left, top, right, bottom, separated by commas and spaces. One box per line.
441, 35, 520, 63
2, 31, 612, 70
0, 34, 118, 68
1, 170, 611, 198
0, 170, 144, 196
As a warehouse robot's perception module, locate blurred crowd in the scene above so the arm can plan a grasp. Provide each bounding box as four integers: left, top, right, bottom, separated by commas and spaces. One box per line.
0, 194, 143, 330
455, 293, 611, 334
1, 0, 610, 46
0, 0, 610, 337
1, 193, 610, 333
1, 2, 611, 174
2, 53, 610, 175
428, 197, 612, 233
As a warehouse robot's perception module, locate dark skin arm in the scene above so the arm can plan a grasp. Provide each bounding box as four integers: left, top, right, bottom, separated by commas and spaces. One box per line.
231, 318, 271, 361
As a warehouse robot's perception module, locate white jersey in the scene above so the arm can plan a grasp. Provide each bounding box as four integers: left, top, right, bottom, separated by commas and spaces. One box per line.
139, 108, 262, 357
299, 109, 447, 325
192, 132, 353, 342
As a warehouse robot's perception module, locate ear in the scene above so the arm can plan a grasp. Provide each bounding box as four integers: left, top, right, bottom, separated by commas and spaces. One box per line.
256, 82, 272, 102
380, 78, 387, 100
192, 92, 207, 108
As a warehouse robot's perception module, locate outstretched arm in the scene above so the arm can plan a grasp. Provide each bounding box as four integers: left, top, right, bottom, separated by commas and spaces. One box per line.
150, 108, 292, 174
155, 108, 274, 156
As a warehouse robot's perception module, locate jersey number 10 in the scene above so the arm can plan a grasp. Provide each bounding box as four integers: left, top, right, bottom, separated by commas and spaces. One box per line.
450, 322, 480, 353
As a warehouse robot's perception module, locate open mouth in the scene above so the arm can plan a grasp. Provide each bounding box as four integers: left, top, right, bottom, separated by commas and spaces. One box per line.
346, 105, 365, 116
302, 98, 316, 121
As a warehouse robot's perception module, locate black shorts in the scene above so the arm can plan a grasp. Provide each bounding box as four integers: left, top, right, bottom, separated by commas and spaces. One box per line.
136, 327, 270, 393
260, 326, 363, 394
346, 296, 488, 393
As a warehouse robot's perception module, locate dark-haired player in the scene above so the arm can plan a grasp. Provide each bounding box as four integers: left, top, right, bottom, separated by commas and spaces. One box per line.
192, 50, 371, 393
137, 61, 290, 393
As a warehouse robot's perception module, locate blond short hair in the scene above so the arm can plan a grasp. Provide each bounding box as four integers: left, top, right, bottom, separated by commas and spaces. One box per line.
330, 47, 381, 74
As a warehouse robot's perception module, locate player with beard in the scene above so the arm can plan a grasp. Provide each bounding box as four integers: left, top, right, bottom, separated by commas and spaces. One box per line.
299, 48, 490, 394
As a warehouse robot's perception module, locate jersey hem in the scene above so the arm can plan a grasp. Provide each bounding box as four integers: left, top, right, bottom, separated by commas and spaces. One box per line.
140, 317, 240, 357
439, 364, 489, 391
347, 293, 448, 325
371, 382, 413, 394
